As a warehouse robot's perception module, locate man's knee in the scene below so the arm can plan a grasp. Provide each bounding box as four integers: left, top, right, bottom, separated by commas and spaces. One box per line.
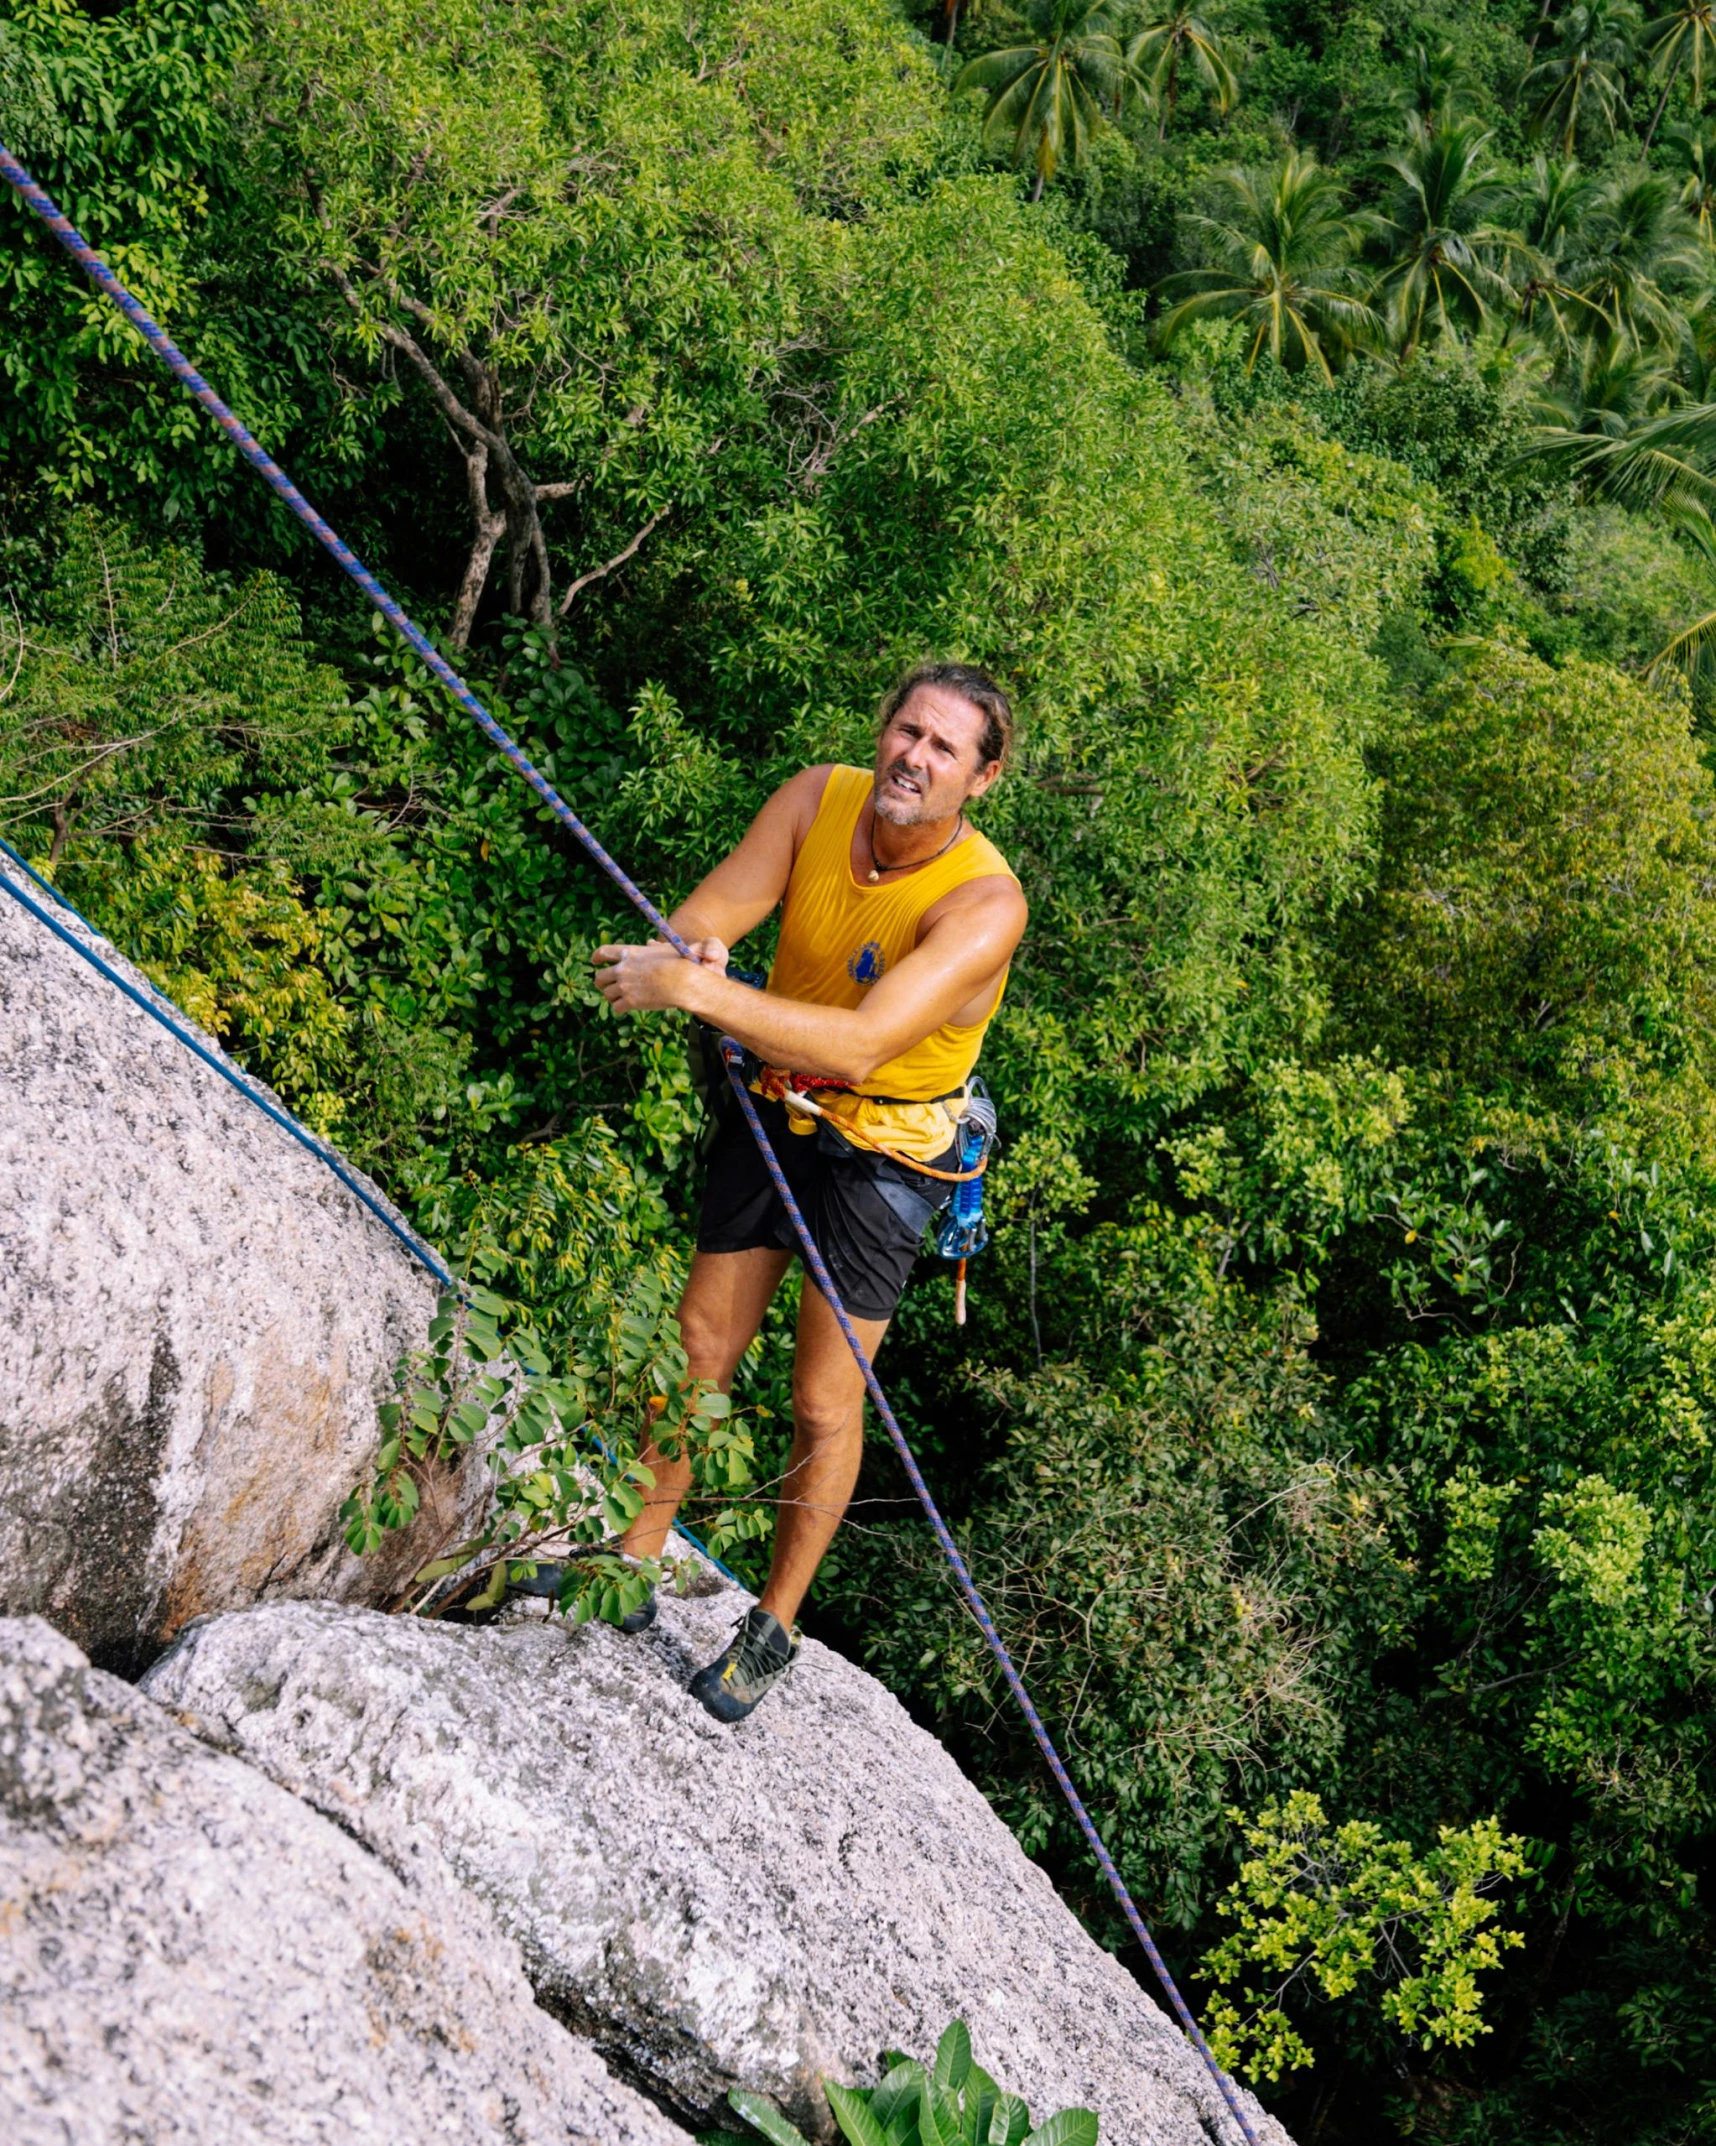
790, 1388, 863, 1449
677, 1300, 730, 1376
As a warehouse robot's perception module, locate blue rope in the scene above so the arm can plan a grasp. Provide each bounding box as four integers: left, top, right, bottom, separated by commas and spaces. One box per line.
0, 142, 1258, 2146
0, 847, 457, 1285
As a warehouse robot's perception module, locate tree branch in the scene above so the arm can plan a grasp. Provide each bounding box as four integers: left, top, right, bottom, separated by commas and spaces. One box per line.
555, 505, 672, 617
326, 264, 506, 454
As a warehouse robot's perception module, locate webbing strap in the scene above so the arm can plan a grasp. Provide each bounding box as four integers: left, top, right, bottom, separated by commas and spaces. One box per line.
0, 140, 1261, 2146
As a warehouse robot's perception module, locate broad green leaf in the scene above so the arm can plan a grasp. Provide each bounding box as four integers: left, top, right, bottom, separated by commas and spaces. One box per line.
961, 2066, 1001, 2146
869, 2060, 925, 2133
827, 2082, 892, 2146
465, 1563, 508, 1613
934, 2022, 972, 2094
989, 2095, 1030, 2146
726, 2088, 814, 2146
1020, 2113, 1097, 2146
413, 1538, 487, 1583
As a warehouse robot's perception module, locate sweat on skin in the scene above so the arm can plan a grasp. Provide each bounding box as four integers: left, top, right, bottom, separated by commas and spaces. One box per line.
592, 677, 1027, 1647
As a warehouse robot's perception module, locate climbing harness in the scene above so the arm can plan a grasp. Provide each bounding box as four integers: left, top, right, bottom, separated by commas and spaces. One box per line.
0, 141, 1261, 2146
759, 1071, 986, 1182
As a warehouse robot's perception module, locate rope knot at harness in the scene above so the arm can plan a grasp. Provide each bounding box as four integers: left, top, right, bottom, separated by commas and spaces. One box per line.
0, 135, 1264, 2146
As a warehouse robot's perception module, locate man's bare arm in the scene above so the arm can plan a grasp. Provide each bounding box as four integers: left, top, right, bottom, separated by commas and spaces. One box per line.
597, 876, 1027, 1084
661, 765, 831, 959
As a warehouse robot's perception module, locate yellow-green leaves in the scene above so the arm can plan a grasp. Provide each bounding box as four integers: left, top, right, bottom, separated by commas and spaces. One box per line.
1437, 1467, 1518, 1587
1201, 1791, 1528, 2083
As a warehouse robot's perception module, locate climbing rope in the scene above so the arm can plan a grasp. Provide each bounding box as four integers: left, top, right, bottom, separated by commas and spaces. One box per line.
0, 142, 1261, 2146
0, 835, 456, 1286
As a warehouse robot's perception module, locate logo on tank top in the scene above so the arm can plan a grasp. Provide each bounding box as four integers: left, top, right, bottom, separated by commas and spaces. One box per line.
847, 940, 886, 985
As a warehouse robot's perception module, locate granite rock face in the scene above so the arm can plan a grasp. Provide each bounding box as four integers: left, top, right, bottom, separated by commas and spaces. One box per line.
0, 860, 474, 1673
145, 1594, 1290, 2146
0, 1614, 694, 2146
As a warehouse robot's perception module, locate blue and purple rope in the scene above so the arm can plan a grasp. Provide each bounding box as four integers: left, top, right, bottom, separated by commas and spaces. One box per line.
0, 140, 1261, 2146
721, 1050, 1261, 2144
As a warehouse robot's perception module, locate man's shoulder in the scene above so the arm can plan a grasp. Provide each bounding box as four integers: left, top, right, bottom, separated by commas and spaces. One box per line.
926, 856, 1027, 940
773, 762, 851, 839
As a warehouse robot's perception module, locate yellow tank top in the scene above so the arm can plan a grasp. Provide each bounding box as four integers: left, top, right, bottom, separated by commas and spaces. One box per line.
762, 765, 1017, 1160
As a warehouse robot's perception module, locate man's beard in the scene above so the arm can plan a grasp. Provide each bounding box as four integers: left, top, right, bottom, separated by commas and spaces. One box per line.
874, 764, 949, 827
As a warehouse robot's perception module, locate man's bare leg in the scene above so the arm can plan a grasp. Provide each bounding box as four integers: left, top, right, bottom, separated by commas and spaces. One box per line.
757, 1281, 889, 1631
622, 1246, 790, 1562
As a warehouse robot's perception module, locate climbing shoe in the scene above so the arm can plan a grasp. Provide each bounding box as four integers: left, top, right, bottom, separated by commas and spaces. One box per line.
506, 1562, 658, 1633
689, 1606, 800, 1724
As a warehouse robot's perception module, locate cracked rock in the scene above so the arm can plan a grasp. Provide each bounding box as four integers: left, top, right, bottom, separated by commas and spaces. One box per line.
143, 1594, 1291, 2146
0, 1614, 694, 2146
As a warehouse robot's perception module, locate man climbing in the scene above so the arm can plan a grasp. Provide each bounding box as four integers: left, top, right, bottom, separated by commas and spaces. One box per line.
588, 662, 1026, 1722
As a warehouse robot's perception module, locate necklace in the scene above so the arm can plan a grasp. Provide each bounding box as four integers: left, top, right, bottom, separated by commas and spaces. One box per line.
867, 810, 965, 883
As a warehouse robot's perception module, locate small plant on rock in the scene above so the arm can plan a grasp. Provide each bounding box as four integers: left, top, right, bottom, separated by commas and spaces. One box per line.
726, 2020, 1097, 2146
342, 1162, 770, 1622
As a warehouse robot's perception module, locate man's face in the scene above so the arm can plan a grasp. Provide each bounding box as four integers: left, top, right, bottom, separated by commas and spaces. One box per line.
872, 685, 999, 829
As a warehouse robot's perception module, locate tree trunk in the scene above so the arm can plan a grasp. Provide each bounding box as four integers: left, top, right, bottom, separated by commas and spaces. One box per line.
1643, 49, 1683, 150
450, 507, 505, 650
1158, 43, 1180, 140
1525, 0, 1557, 63
943, 0, 961, 44
1031, 168, 1046, 201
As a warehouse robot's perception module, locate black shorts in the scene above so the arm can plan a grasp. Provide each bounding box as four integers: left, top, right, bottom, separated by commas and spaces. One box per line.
697, 1092, 956, 1321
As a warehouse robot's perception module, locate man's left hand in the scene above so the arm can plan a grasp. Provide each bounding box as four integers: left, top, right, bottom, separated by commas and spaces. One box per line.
592, 938, 708, 1016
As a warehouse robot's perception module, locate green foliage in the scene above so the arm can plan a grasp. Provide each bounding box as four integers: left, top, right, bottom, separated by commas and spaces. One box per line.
344, 1138, 770, 1610
843, 1223, 1407, 1929
727, 2020, 1098, 2146
1336, 641, 1716, 1130
0, 0, 328, 539
15, 1, 1716, 2138
1201, 1792, 1528, 2083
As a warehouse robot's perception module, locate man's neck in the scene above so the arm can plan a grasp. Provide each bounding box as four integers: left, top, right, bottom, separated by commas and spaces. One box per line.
866, 796, 966, 873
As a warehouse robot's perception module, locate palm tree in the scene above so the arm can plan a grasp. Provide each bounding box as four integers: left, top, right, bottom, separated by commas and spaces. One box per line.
1127, 2, 1241, 140
1535, 332, 1681, 434
954, 0, 1136, 199
1400, 40, 1471, 133
1524, 0, 1642, 155
940, 0, 996, 49
1564, 169, 1705, 348
1501, 154, 1607, 355
1664, 119, 1716, 241
1155, 150, 1380, 379
1642, 0, 1716, 147
1531, 403, 1716, 671
1372, 116, 1516, 358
